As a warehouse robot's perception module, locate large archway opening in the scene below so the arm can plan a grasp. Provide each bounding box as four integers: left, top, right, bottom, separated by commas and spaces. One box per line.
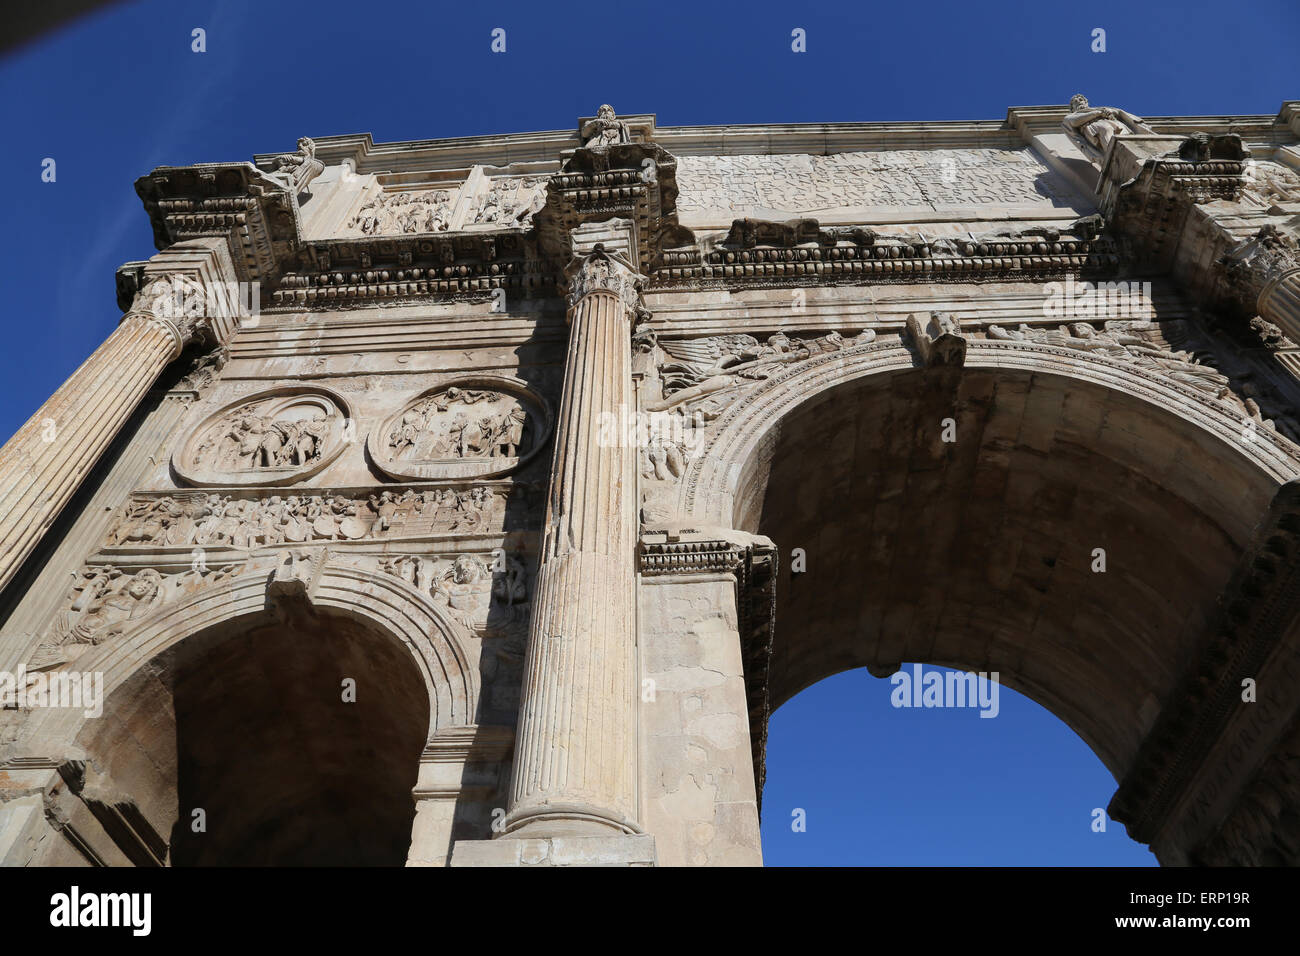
732, 361, 1283, 858
761, 667, 1157, 865
75, 603, 430, 866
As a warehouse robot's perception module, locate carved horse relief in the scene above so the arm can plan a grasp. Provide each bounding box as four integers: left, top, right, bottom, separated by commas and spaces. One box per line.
369, 377, 551, 481
174, 388, 351, 487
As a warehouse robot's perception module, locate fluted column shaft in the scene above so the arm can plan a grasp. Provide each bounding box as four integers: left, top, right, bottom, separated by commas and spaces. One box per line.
1260, 268, 1300, 342
505, 255, 641, 837
0, 310, 187, 592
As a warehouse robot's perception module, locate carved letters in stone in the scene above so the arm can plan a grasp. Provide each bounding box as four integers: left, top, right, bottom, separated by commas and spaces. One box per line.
675, 149, 1078, 220
175, 389, 350, 487
370, 379, 550, 481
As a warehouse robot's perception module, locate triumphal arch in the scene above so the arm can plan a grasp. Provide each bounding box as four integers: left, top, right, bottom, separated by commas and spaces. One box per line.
3, 99, 1300, 867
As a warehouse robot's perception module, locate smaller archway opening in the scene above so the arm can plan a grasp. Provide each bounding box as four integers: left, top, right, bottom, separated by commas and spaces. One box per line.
77, 604, 431, 866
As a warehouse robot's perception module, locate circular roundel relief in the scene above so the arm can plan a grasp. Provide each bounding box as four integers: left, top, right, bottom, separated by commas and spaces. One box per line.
174, 387, 352, 487
368, 376, 552, 481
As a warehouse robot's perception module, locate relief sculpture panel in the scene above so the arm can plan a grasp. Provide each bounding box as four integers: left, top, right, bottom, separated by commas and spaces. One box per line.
369, 378, 551, 481
174, 389, 351, 486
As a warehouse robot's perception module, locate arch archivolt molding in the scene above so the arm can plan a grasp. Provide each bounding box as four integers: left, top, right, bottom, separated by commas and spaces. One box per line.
9, 552, 478, 755
668, 337, 1300, 529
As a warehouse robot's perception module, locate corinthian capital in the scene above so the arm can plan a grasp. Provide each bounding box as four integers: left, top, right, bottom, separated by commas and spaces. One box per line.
1221, 225, 1300, 318
122, 274, 216, 359
565, 244, 644, 315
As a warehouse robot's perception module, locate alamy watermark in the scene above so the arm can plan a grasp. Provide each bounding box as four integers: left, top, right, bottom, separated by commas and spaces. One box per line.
889, 664, 1000, 718
143, 275, 262, 329
0, 666, 103, 718
595, 405, 703, 452
1043, 276, 1152, 320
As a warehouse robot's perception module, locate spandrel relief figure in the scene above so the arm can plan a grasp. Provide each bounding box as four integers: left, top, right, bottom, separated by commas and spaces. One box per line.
984, 322, 1295, 432
431, 555, 493, 631
1062, 94, 1155, 156
41, 567, 166, 658
647, 328, 876, 414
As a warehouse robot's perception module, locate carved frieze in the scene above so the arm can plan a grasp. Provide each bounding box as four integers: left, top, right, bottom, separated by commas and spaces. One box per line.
379, 550, 531, 716
369, 378, 551, 482
174, 389, 351, 487
1242, 159, 1300, 206
469, 177, 548, 228
345, 188, 457, 237
103, 485, 518, 550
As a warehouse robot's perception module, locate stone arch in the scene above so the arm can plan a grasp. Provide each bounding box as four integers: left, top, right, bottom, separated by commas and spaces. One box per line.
680, 339, 1300, 531
17, 558, 477, 754
12, 556, 481, 865
672, 337, 1300, 796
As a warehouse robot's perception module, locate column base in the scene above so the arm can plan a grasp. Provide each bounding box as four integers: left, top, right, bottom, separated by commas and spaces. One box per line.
449, 834, 657, 867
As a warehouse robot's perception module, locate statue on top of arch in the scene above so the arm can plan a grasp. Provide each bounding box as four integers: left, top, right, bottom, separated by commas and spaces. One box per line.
1062, 94, 1155, 157
582, 104, 631, 149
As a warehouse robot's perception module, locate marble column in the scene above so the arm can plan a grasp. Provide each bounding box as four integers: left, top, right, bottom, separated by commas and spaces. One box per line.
1259, 267, 1300, 340
503, 245, 642, 837
0, 250, 237, 594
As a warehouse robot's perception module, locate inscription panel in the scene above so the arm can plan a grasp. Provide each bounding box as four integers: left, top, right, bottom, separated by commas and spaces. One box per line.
675, 148, 1086, 225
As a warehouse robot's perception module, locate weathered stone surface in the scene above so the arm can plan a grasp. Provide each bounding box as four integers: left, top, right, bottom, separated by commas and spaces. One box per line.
3, 100, 1300, 867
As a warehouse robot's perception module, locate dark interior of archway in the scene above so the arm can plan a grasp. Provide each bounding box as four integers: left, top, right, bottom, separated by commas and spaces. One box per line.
80, 606, 430, 866
743, 364, 1278, 782
168, 607, 429, 865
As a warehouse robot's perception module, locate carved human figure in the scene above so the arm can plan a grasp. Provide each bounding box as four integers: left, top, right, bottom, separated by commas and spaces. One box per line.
273, 136, 324, 194
492, 554, 528, 605
367, 491, 399, 535
582, 104, 630, 149
498, 405, 528, 457
1062, 94, 1155, 155
78, 568, 165, 639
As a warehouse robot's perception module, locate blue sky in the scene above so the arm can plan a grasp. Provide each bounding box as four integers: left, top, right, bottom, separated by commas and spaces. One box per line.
1, 0, 1294, 864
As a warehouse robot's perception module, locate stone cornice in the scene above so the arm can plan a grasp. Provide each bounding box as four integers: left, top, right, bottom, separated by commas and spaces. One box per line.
1008, 105, 1295, 144
134, 163, 301, 284
262, 103, 1296, 174
131, 104, 1299, 314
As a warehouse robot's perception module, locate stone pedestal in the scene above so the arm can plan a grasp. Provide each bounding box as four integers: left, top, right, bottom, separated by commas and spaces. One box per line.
406, 726, 513, 867
502, 246, 643, 839
450, 833, 657, 867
